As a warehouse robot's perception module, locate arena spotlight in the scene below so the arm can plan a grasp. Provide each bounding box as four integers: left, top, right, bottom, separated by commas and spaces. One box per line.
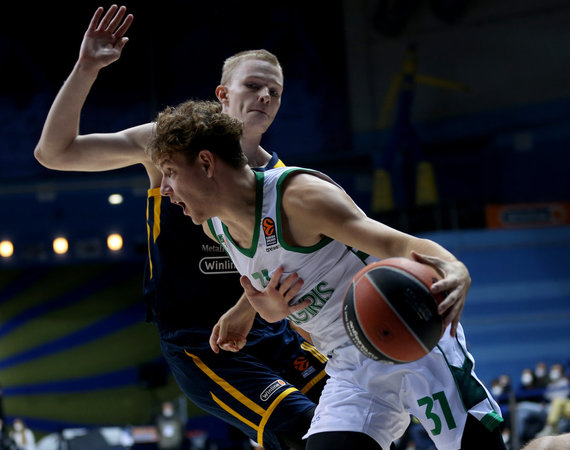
108, 193, 124, 205
0, 240, 14, 258
53, 237, 69, 255
107, 233, 124, 251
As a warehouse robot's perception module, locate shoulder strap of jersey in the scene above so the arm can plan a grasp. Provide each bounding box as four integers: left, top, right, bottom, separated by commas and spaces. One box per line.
206, 219, 222, 245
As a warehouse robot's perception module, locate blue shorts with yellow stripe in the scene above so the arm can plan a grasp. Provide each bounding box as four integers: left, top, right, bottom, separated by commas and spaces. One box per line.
160, 320, 328, 449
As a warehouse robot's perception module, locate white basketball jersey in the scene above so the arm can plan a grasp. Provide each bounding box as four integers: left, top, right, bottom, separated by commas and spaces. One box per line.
208, 167, 369, 355
208, 167, 504, 448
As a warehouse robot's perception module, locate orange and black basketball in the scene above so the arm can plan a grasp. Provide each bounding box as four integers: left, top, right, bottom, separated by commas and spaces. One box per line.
342, 257, 446, 364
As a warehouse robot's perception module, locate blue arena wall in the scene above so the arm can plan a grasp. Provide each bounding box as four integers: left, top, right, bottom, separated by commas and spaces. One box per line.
420, 225, 570, 386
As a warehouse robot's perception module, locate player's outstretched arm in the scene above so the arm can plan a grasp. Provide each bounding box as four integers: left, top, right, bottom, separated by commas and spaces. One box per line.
34, 6, 156, 176
282, 173, 470, 337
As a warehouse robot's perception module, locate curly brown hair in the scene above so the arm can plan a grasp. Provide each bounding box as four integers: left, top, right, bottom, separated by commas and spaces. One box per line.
147, 100, 247, 168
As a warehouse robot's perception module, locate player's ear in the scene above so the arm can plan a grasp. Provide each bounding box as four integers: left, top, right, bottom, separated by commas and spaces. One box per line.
198, 150, 215, 177
215, 85, 229, 105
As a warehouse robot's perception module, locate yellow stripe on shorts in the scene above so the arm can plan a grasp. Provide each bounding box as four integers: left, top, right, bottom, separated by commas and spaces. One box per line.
185, 351, 301, 447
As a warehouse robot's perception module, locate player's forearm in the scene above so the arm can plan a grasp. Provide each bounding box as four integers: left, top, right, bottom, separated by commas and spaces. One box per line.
34, 62, 99, 169
235, 292, 258, 319
404, 237, 457, 263
358, 217, 457, 263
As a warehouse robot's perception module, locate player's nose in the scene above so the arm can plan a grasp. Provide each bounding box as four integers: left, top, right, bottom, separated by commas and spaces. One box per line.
160, 178, 173, 196
258, 86, 270, 103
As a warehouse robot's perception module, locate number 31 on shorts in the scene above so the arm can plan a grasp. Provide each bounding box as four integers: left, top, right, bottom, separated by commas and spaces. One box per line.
417, 391, 457, 436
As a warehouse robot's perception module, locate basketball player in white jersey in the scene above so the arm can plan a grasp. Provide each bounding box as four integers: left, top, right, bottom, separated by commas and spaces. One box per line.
147, 99, 507, 450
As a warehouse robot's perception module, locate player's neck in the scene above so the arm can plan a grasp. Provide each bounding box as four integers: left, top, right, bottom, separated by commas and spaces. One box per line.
241, 133, 271, 169
217, 167, 257, 248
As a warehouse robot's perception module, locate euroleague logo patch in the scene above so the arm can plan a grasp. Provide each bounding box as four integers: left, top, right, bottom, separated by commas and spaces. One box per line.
294, 356, 316, 378
262, 217, 277, 247
293, 357, 310, 372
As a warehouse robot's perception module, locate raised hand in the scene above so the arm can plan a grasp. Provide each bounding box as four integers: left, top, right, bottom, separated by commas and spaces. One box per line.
411, 251, 471, 338
241, 266, 309, 323
78, 5, 133, 72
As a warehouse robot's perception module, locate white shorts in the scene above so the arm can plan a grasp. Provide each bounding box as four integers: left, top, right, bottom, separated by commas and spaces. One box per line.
304, 325, 502, 450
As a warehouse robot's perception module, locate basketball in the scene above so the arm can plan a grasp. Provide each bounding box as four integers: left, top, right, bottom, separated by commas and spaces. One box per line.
342, 257, 446, 364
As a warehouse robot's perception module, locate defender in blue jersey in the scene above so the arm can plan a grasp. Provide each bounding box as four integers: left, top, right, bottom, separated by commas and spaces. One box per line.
34, 6, 327, 449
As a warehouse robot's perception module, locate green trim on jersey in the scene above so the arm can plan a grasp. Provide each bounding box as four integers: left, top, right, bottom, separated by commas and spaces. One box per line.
480, 410, 503, 432
275, 168, 333, 253
436, 336, 502, 431
347, 246, 370, 265
206, 219, 224, 248
447, 357, 488, 411
221, 171, 264, 258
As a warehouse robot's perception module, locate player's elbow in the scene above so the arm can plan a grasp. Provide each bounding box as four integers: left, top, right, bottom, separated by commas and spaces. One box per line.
34, 143, 70, 170
33, 144, 50, 167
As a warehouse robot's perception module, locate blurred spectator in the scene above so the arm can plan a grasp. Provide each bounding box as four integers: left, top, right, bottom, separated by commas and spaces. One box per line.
515, 367, 548, 445
517, 368, 545, 403
498, 374, 512, 393
9, 419, 35, 450
516, 362, 570, 446
490, 378, 503, 398
521, 369, 535, 390
487, 363, 570, 447
534, 364, 570, 438
543, 364, 570, 403
533, 362, 549, 389
156, 401, 183, 450
535, 397, 570, 437
493, 375, 513, 414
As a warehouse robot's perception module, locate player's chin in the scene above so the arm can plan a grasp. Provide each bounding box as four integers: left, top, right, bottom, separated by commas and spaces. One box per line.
247, 117, 273, 134
185, 209, 207, 225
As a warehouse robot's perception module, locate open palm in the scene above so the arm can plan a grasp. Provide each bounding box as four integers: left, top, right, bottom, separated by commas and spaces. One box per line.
79, 5, 133, 70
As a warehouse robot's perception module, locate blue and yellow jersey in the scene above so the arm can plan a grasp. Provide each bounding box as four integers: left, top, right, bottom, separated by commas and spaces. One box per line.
143, 152, 285, 338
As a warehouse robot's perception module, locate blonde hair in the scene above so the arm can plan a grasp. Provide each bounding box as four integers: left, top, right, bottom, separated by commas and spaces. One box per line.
221, 49, 283, 85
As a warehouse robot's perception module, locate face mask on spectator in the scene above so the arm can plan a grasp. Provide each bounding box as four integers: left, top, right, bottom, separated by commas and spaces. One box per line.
491, 385, 503, 397
521, 373, 533, 386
